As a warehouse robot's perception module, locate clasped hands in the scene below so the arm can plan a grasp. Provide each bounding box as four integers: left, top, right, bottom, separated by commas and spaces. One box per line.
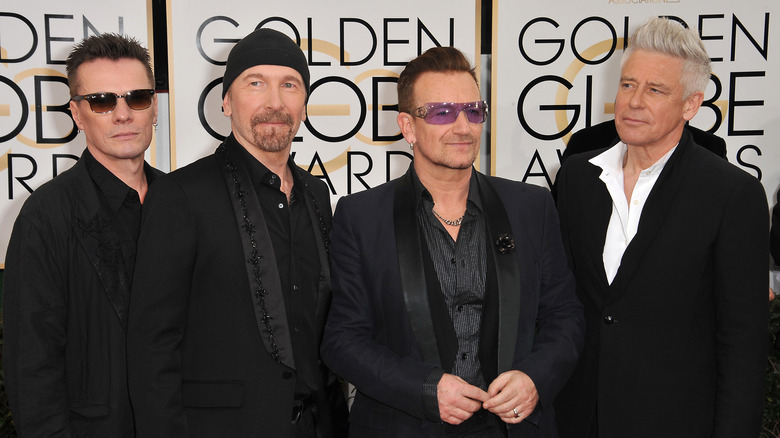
437, 370, 538, 425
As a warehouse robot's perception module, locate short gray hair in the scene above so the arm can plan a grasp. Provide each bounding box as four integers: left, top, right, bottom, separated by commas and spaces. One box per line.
621, 17, 711, 99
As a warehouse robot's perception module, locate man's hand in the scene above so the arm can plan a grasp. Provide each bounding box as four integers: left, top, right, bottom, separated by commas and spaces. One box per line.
483, 370, 539, 424
437, 373, 489, 425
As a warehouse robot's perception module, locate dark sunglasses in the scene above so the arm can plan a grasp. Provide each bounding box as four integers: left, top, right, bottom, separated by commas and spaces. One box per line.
411, 101, 489, 125
71, 89, 155, 114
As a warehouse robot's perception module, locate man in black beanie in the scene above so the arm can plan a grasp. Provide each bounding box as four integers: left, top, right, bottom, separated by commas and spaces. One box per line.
127, 28, 348, 437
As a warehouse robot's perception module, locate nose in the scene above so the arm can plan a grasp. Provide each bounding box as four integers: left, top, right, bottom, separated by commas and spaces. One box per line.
452, 109, 471, 133
111, 97, 133, 122
627, 88, 644, 109
266, 86, 285, 110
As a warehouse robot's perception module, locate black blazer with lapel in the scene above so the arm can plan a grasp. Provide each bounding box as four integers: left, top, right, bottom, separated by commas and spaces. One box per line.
127, 136, 340, 437
554, 130, 769, 438
321, 166, 584, 437
3, 151, 162, 437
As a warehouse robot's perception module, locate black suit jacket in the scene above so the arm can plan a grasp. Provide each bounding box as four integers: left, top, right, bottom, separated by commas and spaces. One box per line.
554, 130, 769, 437
321, 166, 584, 437
127, 136, 345, 437
3, 151, 162, 437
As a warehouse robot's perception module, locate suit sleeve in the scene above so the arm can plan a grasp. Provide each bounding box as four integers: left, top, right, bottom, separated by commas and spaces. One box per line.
514, 188, 584, 420
712, 175, 769, 437
3, 211, 73, 437
127, 178, 196, 437
320, 197, 438, 421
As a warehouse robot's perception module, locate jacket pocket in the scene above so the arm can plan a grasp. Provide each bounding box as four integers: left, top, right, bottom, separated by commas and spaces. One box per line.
182, 380, 244, 408
70, 400, 110, 418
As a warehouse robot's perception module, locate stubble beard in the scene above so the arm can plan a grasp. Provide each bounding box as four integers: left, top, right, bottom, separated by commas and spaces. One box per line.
250, 110, 297, 153
439, 134, 479, 169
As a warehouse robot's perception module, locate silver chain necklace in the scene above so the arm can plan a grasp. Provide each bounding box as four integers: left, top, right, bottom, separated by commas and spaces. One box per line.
432, 208, 465, 226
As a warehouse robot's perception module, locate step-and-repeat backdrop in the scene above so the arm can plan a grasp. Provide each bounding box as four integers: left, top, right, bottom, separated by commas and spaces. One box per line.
2, 0, 778, 265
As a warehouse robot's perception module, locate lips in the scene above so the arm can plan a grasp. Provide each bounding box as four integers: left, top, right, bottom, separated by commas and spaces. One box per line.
619, 113, 647, 126
112, 131, 139, 140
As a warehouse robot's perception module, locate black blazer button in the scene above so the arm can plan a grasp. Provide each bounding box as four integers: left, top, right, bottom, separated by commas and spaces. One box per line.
603, 315, 616, 325
282, 371, 293, 379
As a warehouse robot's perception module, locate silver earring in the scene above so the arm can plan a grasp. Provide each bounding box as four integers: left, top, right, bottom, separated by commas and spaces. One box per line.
409, 142, 414, 150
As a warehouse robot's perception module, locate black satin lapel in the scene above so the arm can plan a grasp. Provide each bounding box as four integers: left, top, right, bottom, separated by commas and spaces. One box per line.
480, 235, 499, 384
74, 211, 131, 330
581, 165, 612, 307
419, 236, 458, 373
393, 171, 442, 368
219, 144, 295, 369
476, 174, 521, 373
609, 133, 694, 301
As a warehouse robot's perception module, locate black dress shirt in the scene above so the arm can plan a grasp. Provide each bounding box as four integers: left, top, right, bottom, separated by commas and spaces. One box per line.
84, 149, 157, 279
237, 145, 320, 398
413, 169, 504, 436
414, 169, 487, 390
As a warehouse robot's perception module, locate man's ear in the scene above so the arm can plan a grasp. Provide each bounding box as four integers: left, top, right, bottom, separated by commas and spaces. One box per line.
682, 91, 704, 122
70, 100, 84, 130
397, 112, 416, 145
222, 91, 233, 117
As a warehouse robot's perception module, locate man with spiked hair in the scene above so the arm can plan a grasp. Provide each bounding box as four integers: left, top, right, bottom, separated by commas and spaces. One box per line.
554, 17, 769, 437
3, 33, 161, 436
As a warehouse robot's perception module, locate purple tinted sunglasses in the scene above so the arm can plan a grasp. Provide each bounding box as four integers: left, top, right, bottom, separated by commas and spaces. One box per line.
412, 101, 489, 125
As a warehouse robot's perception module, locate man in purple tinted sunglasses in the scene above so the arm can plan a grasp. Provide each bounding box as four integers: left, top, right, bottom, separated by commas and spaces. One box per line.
322, 46, 584, 437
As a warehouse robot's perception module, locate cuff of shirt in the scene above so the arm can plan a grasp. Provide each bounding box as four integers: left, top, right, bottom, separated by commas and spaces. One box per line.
422, 367, 445, 422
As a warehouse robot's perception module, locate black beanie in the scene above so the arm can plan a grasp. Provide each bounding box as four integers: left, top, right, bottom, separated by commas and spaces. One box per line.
222, 28, 310, 100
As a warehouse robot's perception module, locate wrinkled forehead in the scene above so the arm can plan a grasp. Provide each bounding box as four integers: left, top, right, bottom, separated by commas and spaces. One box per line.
411, 71, 481, 107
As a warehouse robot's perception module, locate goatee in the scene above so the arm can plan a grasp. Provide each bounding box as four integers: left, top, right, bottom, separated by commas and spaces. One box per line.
250, 110, 295, 153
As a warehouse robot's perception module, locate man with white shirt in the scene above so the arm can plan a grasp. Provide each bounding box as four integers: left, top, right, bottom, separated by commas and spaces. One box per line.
553, 17, 768, 438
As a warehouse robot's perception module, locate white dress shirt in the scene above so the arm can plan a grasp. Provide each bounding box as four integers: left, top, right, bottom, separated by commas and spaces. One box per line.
590, 142, 676, 284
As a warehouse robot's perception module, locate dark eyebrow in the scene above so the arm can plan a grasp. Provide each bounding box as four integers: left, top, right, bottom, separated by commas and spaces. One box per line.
243, 73, 302, 85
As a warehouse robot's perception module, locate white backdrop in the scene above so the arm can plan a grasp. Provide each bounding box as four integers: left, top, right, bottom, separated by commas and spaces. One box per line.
491, 0, 780, 206
0, 1, 153, 266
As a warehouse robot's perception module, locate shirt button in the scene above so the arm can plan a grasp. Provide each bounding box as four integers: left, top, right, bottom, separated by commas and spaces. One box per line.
451, 258, 456, 264
603, 315, 616, 325
278, 203, 284, 209
457, 305, 464, 312
461, 353, 467, 360
632, 199, 638, 205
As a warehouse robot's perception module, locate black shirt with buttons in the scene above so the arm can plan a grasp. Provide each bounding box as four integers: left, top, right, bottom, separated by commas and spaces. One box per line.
413, 168, 488, 390
237, 145, 321, 398
84, 148, 158, 280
